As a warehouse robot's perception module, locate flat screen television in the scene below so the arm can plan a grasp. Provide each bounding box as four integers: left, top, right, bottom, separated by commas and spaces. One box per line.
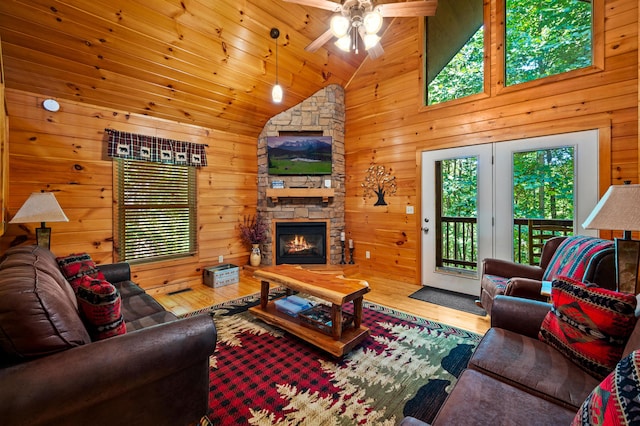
267, 136, 332, 175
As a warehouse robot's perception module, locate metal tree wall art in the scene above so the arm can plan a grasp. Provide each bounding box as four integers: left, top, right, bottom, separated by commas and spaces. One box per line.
361, 164, 397, 206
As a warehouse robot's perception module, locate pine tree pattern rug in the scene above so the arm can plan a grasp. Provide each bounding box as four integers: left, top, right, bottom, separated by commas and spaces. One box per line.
188, 290, 482, 425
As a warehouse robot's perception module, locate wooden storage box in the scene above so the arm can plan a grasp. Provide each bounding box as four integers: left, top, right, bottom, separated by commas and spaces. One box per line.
203, 264, 239, 288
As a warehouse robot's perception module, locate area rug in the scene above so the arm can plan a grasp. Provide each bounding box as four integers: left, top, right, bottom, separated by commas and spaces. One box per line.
189, 290, 482, 425
409, 286, 487, 316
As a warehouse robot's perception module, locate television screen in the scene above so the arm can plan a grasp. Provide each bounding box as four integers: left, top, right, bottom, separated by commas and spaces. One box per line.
267, 136, 332, 175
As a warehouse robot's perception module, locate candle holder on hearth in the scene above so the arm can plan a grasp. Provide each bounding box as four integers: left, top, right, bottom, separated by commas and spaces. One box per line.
340, 240, 346, 264
349, 247, 355, 264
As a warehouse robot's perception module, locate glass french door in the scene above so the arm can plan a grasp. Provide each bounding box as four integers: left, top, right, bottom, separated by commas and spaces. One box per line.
493, 131, 599, 260
421, 144, 493, 296
421, 130, 599, 296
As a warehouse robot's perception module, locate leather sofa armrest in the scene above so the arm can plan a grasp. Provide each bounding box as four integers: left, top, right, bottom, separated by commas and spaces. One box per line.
490, 295, 551, 338
504, 277, 548, 302
97, 262, 131, 283
482, 258, 545, 280
0, 314, 216, 426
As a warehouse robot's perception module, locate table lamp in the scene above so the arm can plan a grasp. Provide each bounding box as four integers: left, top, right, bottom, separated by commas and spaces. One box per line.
582, 183, 640, 293
9, 192, 69, 249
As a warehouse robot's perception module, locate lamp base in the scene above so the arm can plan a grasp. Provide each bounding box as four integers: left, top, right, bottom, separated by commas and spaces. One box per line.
615, 238, 640, 294
36, 227, 52, 250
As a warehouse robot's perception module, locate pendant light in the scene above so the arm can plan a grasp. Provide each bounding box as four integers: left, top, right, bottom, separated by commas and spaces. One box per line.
270, 28, 283, 104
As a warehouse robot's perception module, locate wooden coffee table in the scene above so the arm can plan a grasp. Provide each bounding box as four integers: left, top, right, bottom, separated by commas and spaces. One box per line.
249, 265, 370, 357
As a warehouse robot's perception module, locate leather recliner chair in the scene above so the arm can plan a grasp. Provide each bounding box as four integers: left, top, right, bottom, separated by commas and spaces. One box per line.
478, 235, 616, 314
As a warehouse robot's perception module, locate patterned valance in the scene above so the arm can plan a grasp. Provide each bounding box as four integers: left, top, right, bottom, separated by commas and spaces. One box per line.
105, 128, 207, 167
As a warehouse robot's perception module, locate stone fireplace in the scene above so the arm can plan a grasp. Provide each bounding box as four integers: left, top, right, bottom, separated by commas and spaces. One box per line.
257, 84, 345, 265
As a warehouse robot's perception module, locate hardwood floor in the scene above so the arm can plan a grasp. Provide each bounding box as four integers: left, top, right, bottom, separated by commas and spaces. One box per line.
154, 267, 491, 336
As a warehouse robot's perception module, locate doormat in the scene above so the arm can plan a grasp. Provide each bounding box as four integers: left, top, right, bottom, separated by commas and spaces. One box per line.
409, 286, 487, 316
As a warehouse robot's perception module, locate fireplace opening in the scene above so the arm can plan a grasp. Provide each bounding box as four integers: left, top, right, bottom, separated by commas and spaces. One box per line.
275, 222, 327, 265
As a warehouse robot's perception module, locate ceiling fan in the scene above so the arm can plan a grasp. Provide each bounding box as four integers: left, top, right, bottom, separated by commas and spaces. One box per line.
283, 0, 438, 59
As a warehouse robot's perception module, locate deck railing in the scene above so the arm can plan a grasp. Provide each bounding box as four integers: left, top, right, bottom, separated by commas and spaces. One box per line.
438, 217, 573, 270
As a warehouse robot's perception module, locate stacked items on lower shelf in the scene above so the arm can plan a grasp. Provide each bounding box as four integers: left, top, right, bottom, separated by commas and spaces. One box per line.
274, 295, 314, 317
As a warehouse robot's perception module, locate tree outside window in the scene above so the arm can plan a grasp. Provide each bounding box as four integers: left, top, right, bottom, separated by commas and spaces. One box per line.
505, 0, 593, 86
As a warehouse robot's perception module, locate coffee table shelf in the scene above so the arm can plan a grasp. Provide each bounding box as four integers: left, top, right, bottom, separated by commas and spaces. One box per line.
249, 265, 370, 357
249, 302, 369, 357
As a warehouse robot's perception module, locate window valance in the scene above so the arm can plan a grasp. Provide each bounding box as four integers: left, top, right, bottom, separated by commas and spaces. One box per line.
105, 128, 207, 167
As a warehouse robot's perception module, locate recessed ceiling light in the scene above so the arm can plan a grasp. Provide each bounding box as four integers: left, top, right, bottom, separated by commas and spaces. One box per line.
42, 99, 60, 112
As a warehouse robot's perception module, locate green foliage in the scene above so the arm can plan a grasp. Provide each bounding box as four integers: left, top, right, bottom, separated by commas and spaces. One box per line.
506, 0, 592, 85
440, 157, 478, 217
428, 27, 484, 105
427, 0, 592, 102
512, 147, 574, 220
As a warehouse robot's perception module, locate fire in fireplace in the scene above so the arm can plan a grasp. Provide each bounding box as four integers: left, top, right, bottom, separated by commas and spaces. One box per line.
275, 222, 327, 265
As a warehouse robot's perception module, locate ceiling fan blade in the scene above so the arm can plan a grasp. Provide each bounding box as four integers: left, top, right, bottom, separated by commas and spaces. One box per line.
282, 0, 342, 12
305, 29, 335, 52
378, 0, 438, 17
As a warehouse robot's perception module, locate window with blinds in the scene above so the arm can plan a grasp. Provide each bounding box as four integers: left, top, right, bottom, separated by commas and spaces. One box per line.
115, 159, 197, 263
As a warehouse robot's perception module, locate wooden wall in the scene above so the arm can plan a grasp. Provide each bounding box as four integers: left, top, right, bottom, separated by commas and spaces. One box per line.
343, 0, 639, 284
1, 89, 258, 292
0, 0, 637, 292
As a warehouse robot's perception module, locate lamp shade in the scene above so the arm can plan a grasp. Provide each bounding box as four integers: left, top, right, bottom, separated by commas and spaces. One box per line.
10, 192, 69, 224
582, 184, 640, 231
363, 10, 383, 34
330, 15, 350, 38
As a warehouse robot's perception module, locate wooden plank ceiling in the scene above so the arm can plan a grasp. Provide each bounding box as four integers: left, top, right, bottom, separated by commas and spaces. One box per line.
0, 0, 406, 137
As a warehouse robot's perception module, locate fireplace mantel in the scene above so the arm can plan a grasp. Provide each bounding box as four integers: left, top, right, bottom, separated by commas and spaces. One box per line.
266, 188, 335, 204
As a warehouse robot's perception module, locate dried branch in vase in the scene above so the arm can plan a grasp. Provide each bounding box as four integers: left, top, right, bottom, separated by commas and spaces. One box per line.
239, 215, 268, 246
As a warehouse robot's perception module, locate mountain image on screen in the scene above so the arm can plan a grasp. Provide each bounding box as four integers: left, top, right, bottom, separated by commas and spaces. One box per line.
267, 136, 332, 175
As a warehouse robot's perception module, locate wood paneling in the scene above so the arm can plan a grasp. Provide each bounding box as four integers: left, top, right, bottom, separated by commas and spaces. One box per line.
1, 89, 258, 291
0, 0, 637, 296
0, 0, 362, 137
344, 0, 639, 285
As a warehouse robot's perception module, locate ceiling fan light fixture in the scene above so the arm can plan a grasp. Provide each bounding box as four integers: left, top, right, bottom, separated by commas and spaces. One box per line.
330, 14, 350, 38
335, 34, 352, 52
362, 33, 380, 50
363, 10, 383, 34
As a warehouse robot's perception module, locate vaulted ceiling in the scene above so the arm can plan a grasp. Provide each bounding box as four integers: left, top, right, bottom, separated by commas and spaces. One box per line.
0, 0, 413, 137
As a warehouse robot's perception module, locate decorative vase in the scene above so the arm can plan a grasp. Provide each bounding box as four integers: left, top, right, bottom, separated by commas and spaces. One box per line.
250, 244, 261, 266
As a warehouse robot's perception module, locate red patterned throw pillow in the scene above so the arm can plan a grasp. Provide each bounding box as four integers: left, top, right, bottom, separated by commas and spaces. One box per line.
57, 253, 105, 290
76, 275, 126, 341
572, 350, 640, 425
539, 277, 638, 379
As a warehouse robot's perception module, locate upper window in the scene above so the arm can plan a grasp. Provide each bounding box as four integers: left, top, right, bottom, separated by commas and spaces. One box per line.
115, 159, 197, 264
425, 0, 485, 105
505, 0, 593, 86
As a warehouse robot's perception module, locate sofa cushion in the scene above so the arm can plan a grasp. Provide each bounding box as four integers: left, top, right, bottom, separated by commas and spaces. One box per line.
76, 275, 126, 341
542, 236, 614, 282
469, 327, 601, 409
539, 277, 638, 379
0, 245, 91, 364
57, 253, 105, 289
432, 369, 577, 426
572, 349, 640, 425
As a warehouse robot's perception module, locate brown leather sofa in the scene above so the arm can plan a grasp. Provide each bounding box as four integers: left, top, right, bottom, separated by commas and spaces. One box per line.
0, 245, 217, 426
400, 295, 640, 425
